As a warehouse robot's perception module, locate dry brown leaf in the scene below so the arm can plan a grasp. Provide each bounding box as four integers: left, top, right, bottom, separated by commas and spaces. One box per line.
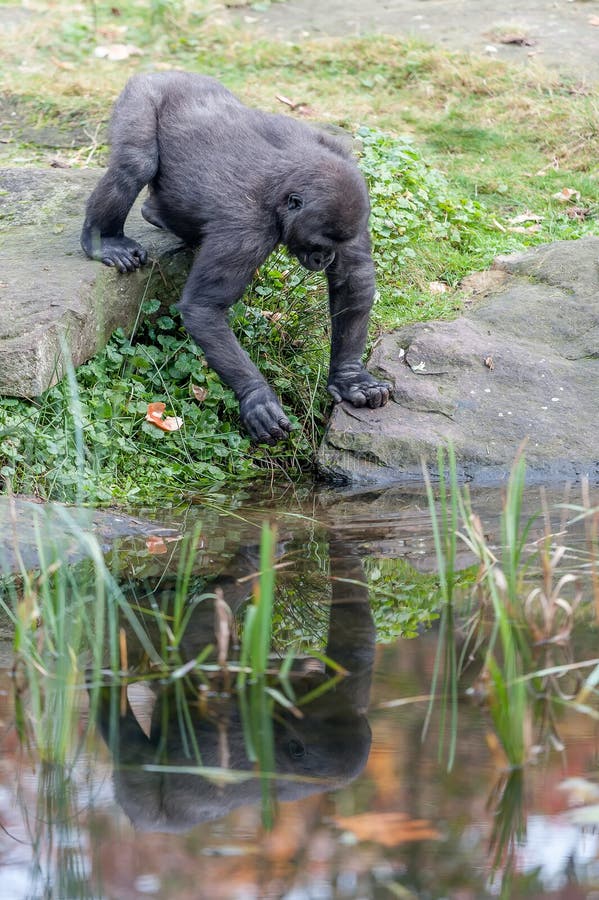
553, 187, 581, 203
565, 206, 591, 220
51, 57, 75, 70
335, 812, 441, 846
275, 94, 315, 116
97, 24, 128, 40
428, 280, 448, 294
508, 212, 543, 225
499, 34, 535, 46
191, 384, 208, 403
508, 223, 542, 234
145, 401, 184, 432
94, 43, 143, 61
276, 94, 299, 109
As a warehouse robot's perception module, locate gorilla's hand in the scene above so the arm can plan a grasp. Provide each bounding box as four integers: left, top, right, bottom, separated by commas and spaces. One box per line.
239, 387, 292, 445
328, 363, 391, 409
96, 237, 148, 273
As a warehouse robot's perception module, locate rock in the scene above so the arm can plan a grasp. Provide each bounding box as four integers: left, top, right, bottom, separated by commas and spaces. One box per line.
0, 495, 180, 574
318, 237, 599, 485
0, 167, 191, 397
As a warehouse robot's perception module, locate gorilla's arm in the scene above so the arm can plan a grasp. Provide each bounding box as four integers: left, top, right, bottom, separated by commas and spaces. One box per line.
326, 231, 390, 409
326, 545, 376, 712
81, 79, 159, 272
178, 236, 292, 444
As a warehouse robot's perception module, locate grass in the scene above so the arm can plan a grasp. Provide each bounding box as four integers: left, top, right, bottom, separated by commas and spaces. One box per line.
1, 3, 599, 498
3, 516, 278, 754
422, 448, 599, 754
419, 448, 599, 884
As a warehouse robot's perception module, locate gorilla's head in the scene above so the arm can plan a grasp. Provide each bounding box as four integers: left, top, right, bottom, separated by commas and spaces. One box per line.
278, 159, 370, 272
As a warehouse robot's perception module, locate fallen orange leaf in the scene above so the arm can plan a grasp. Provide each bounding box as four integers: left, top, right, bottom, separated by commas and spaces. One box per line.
334, 812, 441, 846
145, 536, 168, 554
145, 401, 183, 432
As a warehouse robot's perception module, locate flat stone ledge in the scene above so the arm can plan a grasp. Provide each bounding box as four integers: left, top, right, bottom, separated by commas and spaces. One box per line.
0, 167, 189, 397
318, 237, 599, 485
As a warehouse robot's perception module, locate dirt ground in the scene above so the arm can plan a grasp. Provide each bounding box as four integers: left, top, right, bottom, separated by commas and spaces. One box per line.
223, 0, 599, 81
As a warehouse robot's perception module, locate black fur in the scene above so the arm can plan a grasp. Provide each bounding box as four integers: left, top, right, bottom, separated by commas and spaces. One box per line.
81, 72, 390, 443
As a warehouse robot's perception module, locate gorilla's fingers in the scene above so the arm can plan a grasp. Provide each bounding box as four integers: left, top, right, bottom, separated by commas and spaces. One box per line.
240, 389, 291, 444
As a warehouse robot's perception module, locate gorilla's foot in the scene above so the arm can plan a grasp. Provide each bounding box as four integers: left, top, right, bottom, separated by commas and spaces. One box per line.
239, 387, 292, 445
328, 363, 391, 409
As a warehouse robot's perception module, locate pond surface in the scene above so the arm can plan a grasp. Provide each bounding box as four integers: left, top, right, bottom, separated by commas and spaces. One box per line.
0, 483, 598, 899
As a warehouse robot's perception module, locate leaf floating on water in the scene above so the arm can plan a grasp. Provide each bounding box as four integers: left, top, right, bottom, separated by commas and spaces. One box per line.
334, 812, 441, 846
145, 535, 168, 555
145, 401, 184, 432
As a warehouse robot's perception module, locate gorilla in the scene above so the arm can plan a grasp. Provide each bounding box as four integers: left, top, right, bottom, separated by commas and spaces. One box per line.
93, 537, 375, 831
81, 71, 390, 443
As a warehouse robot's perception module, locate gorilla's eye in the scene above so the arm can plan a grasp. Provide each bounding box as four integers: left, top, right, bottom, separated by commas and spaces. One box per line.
287, 193, 304, 210
287, 738, 305, 759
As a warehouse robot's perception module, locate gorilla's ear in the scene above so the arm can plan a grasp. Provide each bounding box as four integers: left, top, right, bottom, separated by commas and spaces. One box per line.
287, 193, 304, 210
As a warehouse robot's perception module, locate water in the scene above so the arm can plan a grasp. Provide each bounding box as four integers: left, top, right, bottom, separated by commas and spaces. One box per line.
0, 483, 598, 899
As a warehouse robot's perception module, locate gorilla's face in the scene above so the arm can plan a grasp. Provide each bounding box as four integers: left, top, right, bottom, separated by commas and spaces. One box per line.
280, 186, 369, 273
282, 194, 338, 271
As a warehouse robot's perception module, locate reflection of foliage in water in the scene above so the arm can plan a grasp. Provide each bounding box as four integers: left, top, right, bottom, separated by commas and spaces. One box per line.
365, 555, 477, 641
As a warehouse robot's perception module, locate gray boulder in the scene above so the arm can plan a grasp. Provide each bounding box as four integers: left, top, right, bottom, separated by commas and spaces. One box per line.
0, 167, 189, 397
318, 237, 599, 485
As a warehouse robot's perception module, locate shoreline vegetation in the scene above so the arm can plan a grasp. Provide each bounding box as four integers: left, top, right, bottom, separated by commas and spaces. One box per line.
1, 2, 598, 500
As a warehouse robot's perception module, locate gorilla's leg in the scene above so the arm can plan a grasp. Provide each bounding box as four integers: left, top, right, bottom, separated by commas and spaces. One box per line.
326, 231, 391, 409
81, 77, 160, 272
178, 238, 291, 444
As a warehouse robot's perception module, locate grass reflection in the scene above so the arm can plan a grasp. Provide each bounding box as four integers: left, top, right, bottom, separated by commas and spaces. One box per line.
422, 446, 599, 890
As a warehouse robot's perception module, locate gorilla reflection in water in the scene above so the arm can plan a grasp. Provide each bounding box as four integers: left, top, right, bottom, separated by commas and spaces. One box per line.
95, 539, 375, 832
